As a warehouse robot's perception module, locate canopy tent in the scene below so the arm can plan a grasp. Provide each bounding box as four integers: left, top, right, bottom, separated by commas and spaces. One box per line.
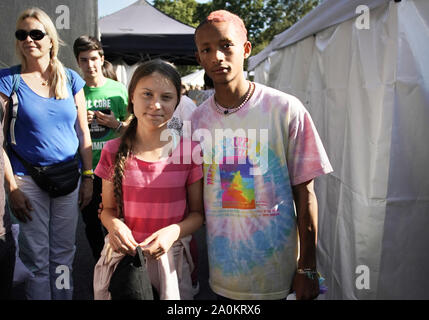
181, 69, 205, 87
99, 0, 197, 65
249, 0, 429, 299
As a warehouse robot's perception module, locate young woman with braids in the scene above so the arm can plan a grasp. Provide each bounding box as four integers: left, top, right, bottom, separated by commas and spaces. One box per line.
94, 60, 204, 299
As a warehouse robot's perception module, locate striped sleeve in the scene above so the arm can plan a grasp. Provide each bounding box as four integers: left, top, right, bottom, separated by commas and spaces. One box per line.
94, 139, 120, 181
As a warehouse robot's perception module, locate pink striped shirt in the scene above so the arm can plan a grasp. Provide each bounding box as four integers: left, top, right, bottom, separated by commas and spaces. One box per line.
95, 137, 203, 243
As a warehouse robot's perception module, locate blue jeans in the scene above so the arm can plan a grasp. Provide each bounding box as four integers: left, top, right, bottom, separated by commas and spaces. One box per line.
14, 176, 79, 300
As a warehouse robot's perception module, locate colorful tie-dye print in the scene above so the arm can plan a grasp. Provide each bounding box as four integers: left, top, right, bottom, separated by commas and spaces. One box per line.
220, 155, 256, 209
191, 83, 333, 299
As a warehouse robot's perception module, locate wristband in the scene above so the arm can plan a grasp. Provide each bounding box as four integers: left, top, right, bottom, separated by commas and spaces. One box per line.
82, 169, 94, 176
82, 169, 94, 180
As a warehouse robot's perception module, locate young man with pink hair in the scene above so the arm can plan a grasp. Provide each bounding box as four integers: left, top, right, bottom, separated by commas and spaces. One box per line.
191, 10, 333, 300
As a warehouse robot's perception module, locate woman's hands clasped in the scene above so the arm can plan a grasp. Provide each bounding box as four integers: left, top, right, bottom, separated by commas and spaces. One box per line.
108, 219, 139, 256
140, 225, 181, 260
108, 222, 180, 260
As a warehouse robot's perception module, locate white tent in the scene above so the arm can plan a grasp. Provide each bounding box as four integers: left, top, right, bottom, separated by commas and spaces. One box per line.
181, 69, 206, 87
181, 69, 249, 88
249, 0, 429, 299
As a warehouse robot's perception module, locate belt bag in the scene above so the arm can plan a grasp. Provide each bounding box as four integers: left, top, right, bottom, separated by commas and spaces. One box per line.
11, 148, 80, 198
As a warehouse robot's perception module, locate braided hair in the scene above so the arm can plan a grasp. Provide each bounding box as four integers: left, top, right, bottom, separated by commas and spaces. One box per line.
112, 59, 181, 218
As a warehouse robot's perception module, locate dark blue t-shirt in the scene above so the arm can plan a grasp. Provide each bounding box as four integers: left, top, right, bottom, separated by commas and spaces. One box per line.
0, 67, 85, 175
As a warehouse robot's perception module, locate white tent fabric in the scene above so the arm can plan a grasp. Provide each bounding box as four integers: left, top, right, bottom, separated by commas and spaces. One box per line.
181, 69, 249, 87
113, 63, 207, 88
112, 59, 140, 87
248, 0, 390, 71
99, 0, 195, 35
181, 69, 205, 87
249, 0, 429, 299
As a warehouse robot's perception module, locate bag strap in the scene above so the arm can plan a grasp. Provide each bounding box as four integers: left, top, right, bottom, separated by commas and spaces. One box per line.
135, 246, 146, 267
0, 65, 19, 124
8, 65, 21, 145
8, 143, 38, 174
9, 145, 79, 170
134, 246, 154, 300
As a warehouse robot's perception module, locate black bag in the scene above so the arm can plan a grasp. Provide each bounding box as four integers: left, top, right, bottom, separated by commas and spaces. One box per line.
109, 246, 156, 300
10, 147, 80, 198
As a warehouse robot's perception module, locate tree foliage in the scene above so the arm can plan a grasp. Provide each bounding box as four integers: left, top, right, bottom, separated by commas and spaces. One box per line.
153, 0, 199, 27
254, 0, 320, 53
152, 0, 320, 56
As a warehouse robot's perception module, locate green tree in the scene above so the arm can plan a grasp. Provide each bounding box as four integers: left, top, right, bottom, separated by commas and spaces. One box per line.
152, 0, 201, 74
153, 0, 199, 27
153, 0, 320, 58
253, 0, 320, 53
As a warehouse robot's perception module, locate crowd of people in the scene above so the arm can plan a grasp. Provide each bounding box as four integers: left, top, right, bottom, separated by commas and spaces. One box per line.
0, 7, 332, 301
186, 72, 215, 107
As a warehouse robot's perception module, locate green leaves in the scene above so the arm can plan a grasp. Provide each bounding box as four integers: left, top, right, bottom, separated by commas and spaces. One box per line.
153, 0, 199, 27
153, 0, 320, 56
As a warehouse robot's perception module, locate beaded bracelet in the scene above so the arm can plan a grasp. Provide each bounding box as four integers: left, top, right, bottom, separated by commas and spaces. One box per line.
297, 268, 320, 280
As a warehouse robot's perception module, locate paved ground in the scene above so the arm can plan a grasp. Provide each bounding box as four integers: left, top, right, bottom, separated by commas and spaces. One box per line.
12, 213, 217, 300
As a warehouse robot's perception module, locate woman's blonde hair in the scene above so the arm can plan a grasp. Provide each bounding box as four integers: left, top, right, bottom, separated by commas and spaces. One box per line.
16, 7, 69, 99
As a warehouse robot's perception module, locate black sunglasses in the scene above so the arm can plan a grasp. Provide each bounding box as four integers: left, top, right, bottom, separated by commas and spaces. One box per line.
15, 29, 47, 41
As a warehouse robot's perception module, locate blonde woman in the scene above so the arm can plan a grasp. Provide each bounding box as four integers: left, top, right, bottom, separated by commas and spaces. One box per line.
0, 8, 92, 299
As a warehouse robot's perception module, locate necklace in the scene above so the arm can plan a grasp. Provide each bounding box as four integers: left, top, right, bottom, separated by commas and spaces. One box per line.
214, 82, 255, 115
25, 72, 49, 86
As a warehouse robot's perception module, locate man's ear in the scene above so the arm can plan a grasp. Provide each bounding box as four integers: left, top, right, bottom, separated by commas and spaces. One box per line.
195, 52, 201, 65
243, 41, 252, 59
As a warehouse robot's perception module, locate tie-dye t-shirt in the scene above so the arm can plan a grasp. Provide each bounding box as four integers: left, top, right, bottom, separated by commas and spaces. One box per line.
190, 83, 333, 300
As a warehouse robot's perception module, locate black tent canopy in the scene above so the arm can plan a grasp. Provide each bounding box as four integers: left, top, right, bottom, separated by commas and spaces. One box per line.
99, 0, 197, 65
